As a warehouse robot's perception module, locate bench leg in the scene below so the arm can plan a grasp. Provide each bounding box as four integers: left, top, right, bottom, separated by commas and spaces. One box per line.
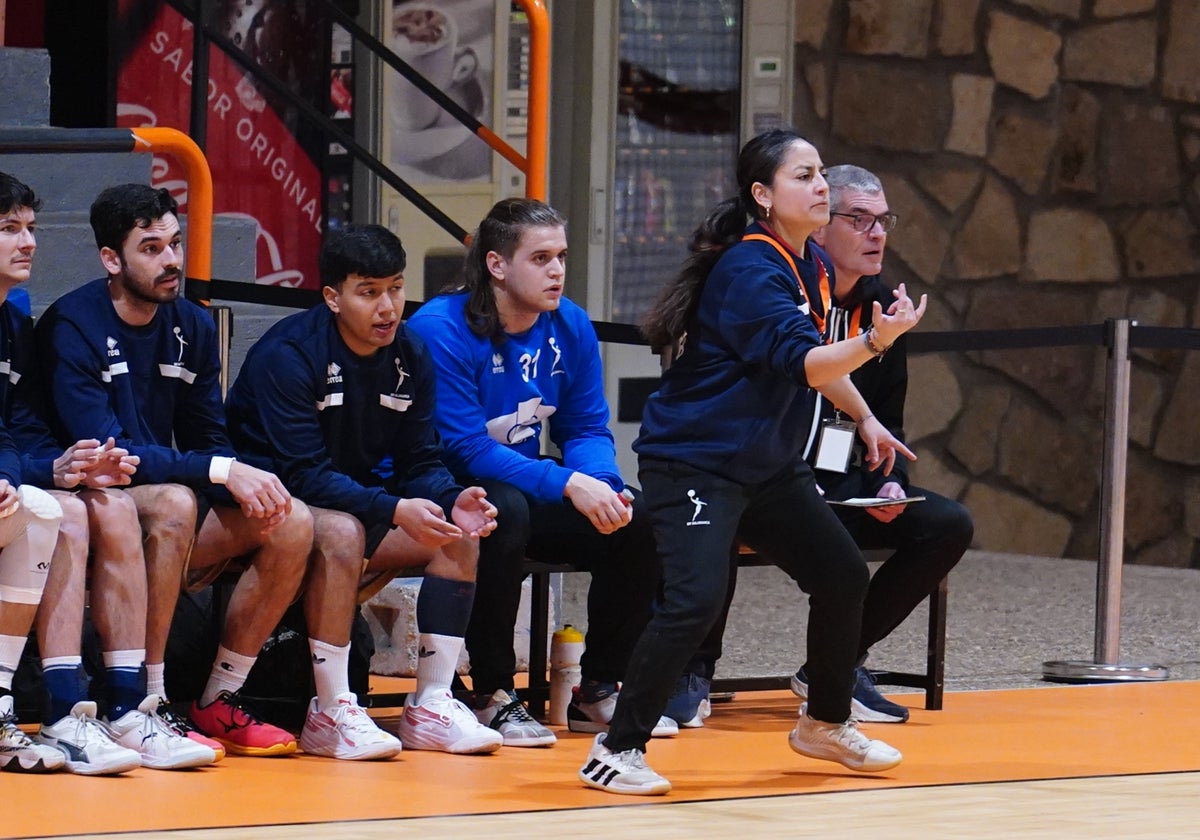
924, 575, 948, 710
526, 569, 551, 719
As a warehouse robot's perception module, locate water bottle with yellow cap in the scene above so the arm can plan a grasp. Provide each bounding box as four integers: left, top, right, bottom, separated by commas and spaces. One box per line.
548, 624, 584, 726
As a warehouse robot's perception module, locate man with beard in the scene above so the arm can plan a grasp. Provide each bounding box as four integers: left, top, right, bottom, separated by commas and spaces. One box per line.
35, 184, 313, 758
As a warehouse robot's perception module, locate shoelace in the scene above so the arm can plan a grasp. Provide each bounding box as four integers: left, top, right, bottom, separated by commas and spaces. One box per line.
829, 720, 872, 750
156, 703, 199, 735
613, 746, 651, 771
70, 710, 119, 744
0, 714, 35, 746
220, 691, 268, 726
497, 697, 538, 724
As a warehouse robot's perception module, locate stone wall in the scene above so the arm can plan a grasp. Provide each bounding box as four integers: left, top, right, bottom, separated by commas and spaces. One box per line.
793, 0, 1200, 567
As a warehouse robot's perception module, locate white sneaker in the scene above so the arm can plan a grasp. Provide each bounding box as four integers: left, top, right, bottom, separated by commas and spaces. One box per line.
578, 733, 671, 795
475, 689, 556, 747
0, 695, 64, 773
566, 684, 679, 738
35, 701, 142, 775
788, 703, 902, 772
106, 695, 218, 770
395, 690, 503, 754
300, 693, 402, 760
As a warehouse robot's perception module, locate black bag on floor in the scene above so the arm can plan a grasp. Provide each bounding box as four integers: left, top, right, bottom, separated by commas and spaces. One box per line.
164, 585, 376, 735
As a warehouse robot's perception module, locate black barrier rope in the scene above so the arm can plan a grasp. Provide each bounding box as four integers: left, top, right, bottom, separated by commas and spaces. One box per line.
206, 277, 1200, 354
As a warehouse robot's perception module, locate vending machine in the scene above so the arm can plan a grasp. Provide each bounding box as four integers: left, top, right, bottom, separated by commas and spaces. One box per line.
548, 0, 796, 478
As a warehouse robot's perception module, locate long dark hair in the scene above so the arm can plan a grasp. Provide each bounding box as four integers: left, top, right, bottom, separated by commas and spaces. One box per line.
641, 128, 810, 350
459, 197, 567, 340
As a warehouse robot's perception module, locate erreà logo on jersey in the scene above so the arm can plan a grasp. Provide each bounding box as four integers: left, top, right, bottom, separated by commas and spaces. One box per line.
326, 362, 342, 385
491, 352, 505, 374
106, 336, 120, 357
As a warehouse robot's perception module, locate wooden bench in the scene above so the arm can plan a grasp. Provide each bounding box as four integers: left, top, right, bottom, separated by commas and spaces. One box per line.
520, 548, 948, 719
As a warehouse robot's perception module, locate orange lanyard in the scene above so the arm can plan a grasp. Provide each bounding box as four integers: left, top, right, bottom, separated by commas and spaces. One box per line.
741, 233, 832, 339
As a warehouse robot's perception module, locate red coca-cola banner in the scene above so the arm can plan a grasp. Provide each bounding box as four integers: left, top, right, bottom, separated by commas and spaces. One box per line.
116, 1, 322, 288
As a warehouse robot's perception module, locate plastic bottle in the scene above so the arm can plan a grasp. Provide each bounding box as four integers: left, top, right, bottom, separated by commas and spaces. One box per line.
549, 624, 585, 726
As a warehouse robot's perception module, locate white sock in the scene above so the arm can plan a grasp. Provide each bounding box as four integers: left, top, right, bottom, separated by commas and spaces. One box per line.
0, 634, 27, 692
200, 645, 256, 707
310, 638, 351, 710
413, 632, 463, 705
145, 662, 166, 699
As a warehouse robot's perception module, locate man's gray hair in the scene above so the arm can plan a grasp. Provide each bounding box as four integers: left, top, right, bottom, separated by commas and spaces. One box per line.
825, 164, 883, 209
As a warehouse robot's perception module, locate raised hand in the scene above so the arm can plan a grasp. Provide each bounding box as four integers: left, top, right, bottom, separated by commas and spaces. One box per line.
871, 282, 927, 347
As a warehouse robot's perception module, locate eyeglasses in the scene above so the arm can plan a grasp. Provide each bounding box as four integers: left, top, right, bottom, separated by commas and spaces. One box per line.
830, 212, 899, 234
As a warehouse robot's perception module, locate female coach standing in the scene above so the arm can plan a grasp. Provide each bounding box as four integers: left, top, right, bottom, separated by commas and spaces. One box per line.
578, 129, 927, 795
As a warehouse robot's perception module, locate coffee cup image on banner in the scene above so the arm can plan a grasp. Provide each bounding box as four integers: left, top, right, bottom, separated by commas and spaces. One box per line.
387, 0, 494, 182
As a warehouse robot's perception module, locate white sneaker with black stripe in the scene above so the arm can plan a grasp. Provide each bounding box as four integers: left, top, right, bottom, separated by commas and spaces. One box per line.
578, 733, 670, 795
35, 701, 142, 775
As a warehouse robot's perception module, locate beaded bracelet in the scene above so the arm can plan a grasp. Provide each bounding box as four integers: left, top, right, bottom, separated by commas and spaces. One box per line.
862, 326, 892, 358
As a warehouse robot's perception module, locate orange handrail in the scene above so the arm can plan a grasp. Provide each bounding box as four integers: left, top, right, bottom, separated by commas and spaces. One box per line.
131, 126, 214, 294
516, 0, 549, 200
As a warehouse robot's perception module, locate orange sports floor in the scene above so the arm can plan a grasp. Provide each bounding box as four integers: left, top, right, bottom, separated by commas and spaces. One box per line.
8, 681, 1200, 838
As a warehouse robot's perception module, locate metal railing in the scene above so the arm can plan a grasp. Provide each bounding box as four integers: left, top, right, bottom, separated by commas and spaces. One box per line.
0, 125, 213, 295
170, 0, 550, 251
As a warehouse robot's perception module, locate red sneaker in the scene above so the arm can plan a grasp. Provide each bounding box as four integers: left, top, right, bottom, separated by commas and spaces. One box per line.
189, 691, 297, 757
156, 700, 226, 762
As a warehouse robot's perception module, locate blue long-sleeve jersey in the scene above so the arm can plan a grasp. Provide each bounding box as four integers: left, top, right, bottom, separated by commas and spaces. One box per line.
635, 223, 833, 484
0, 300, 62, 487
225, 304, 462, 531
406, 291, 623, 503
34, 278, 234, 486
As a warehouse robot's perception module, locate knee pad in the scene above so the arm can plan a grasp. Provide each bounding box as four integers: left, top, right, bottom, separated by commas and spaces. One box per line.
0, 486, 62, 604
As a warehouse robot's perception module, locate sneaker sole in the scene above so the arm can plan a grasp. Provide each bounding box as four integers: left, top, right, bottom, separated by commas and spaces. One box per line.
63, 755, 143, 775
139, 748, 219, 770
498, 731, 557, 747
398, 734, 503, 754
787, 732, 902, 773
218, 740, 298, 758
299, 740, 402, 761
578, 766, 671, 795
0, 754, 64, 773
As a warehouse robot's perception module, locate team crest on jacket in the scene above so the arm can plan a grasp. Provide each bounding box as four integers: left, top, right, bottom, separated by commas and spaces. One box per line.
379, 358, 412, 412
158, 326, 197, 384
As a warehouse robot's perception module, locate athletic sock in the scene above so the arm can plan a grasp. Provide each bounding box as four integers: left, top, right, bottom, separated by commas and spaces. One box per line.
199, 645, 256, 707
0, 633, 27, 693
309, 638, 351, 710
145, 661, 166, 700
103, 649, 146, 720
41, 655, 85, 722
413, 632, 465, 705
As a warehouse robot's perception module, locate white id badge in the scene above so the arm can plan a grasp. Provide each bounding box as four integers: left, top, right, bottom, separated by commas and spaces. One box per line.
814, 419, 856, 473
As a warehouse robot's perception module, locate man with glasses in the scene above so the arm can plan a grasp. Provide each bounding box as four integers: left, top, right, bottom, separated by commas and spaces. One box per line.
664, 164, 972, 729
785, 164, 973, 722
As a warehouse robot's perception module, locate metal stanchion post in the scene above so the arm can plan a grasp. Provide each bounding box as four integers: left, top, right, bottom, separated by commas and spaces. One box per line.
1043, 319, 1168, 683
